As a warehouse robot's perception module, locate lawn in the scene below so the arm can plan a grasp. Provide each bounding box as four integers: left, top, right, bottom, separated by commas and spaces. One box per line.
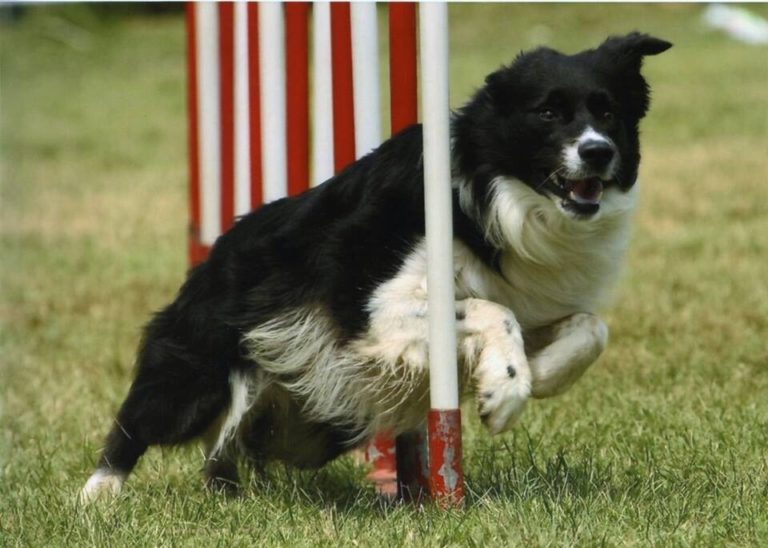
2, 3, 767, 546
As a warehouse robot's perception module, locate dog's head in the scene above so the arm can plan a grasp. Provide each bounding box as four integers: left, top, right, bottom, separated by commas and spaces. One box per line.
454, 33, 671, 221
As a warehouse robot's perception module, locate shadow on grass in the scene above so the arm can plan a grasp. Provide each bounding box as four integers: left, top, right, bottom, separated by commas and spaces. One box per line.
467, 445, 624, 504
218, 431, 650, 513
236, 457, 396, 514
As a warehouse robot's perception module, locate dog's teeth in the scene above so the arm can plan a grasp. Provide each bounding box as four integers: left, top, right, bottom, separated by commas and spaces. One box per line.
569, 178, 603, 205
569, 190, 602, 205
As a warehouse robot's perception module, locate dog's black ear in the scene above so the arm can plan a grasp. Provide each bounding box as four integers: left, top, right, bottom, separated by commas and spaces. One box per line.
599, 32, 672, 71
483, 65, 517, 110
484, 68, 504, 90
483, 48, 559, 110
597, 33, 671, 119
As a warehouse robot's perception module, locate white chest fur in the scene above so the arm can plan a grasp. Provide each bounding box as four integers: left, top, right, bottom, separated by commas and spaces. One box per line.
454, 235, 623, 330
461, 178, 638, 328
378, 179, 638, 330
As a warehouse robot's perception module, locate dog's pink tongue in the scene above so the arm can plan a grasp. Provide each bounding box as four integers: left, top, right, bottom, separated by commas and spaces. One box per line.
570, 178, 604, 204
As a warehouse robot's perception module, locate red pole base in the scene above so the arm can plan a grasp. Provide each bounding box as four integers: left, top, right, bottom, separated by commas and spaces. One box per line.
365, 431, 398, 497
428, 409, 465, 507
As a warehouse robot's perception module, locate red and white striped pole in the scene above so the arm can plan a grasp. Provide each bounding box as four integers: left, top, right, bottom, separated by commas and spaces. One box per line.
186, 1, 463, 506
387, 2, 433, 502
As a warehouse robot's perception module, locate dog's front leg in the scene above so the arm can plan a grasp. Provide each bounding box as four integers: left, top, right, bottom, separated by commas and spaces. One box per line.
524, 313, 608, 399
360, 295, 531, 435
456, 298, 531, 435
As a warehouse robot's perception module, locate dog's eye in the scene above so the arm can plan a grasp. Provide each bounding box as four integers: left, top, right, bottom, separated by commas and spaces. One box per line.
538, 108, 559, 122
602, 111, 615, 121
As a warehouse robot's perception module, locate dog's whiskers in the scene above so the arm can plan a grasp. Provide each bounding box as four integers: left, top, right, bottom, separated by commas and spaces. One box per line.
536, 167, 567, 192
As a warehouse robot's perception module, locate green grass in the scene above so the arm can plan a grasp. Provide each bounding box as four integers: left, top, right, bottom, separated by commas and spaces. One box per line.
2, 4, 767, 546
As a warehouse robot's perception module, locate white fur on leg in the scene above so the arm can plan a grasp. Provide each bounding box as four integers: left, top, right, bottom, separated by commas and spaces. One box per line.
354, 245, 536, 435
458, 298, 532, 434
206, 370, 262, 460
529, 313, 608, 399
80, 468, 126, 504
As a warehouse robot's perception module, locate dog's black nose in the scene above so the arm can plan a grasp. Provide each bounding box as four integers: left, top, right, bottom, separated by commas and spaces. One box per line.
578, 140, 615, 170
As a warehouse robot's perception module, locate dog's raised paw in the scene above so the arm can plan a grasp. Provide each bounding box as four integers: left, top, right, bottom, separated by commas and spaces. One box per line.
477, 373, 531, 434
475, 344, 532, 435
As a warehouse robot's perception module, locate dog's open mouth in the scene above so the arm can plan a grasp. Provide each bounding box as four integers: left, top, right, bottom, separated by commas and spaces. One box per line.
556, 176, 607, 216
565, 177, 604, 205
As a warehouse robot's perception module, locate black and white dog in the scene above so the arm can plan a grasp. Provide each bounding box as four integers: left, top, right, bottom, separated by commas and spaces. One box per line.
82, 33, 671, 500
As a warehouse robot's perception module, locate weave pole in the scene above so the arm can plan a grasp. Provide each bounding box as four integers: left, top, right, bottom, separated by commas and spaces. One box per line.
330, 3, 355, 172
350, 2, 398, 497
259, 2, 288, 202
186, 1, 463, 505
420, 3, 464, 506
192, 2, 227, 261
311, 1, 334, 186
388, 2, 432, 502
285, 2, 310, 195
233, 1, 251, 217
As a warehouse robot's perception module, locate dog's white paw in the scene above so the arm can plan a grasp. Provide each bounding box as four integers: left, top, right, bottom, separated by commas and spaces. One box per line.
475, 337, 531, 435
79, 469, 125, 504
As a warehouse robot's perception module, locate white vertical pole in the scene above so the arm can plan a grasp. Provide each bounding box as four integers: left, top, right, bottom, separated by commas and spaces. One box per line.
259, 1, 288, 202
233, 1, 251, 217
196, 2, 222, 246
420, 3, 458, 410
420, 3, 464, 506
312, 1, 334, 186
350, 2, 382, 159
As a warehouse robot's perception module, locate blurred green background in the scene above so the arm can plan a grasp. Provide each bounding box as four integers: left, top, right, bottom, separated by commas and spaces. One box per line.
1, 3, 767, 546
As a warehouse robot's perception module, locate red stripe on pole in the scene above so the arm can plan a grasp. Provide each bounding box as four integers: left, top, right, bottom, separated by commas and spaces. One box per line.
285, 3, 310, 196
186, 4, 207, 266
218, 2, 236, 232
330, 2, 356, 173
389, 2, 426, 501
389, 2, 418, 134
428, 409, 465, 507
247, 3, 263, 209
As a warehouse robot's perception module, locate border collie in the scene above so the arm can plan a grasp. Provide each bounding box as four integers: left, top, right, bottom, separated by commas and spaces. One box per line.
82, 33, 671, 500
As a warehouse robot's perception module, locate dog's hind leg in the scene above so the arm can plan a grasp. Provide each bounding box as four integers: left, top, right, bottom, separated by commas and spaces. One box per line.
199, 370, 265, 495
525, 313, 608, 399
201, 416, 241, 496
80, 337, 232, 503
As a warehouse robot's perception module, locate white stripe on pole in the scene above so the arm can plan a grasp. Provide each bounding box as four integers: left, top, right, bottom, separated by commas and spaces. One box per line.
350, 2, 381, 159
233, 1, 251, 217
196, 2, 222, 246
420, 3, 458, 410
259, 2, 288, 202
312, 1, 334, 186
